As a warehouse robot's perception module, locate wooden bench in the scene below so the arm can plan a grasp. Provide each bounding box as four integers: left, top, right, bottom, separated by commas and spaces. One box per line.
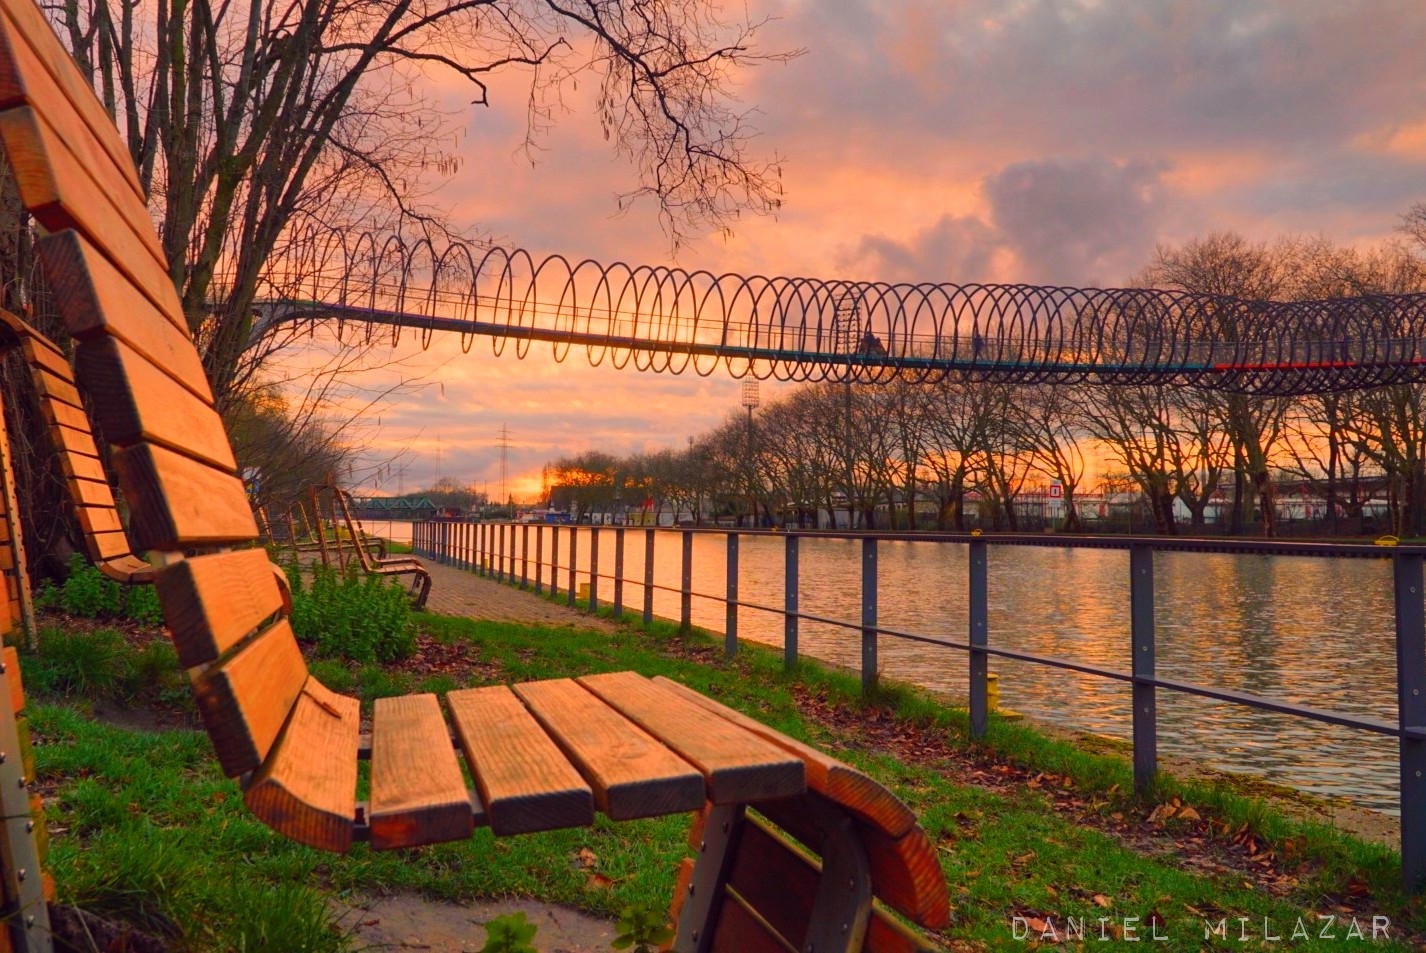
0, 2, 951, 950
316, 483, 431, 608
0, 309, 152, 585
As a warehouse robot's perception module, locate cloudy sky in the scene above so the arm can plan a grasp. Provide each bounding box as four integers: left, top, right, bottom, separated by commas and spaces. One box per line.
315, 0, 1426, 500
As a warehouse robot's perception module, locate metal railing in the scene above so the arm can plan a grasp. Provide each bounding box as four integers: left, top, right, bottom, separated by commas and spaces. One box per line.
413, 520, 1426, 891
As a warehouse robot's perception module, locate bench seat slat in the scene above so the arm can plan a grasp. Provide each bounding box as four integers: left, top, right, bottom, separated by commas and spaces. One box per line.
0, 104, 165, 270
31, 365, 83, 410
58, 449, 105, 484
369, 693, 474, 850
38, 395, 88, 433
654, 676, 916, 839
75, 336, 236, 470
0, 0, 145, 199
62, 475, 119, 510
155, 549, 286, 668
192, 618, 307, 777
73, 503, 122, 535
579, 672, 805, 805
447, 685, 594, 836
84, 529, 133, 562
39, 230, 202, 376
96, 554, 152, 584
48, 422, 100, 459
111, 442, 256, 551
245, 678, 359, 853
512, 678, 705, 820
16, 332, 69, 379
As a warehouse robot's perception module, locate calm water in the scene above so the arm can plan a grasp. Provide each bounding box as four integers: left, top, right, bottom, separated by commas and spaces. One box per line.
410, 522, 1401, 814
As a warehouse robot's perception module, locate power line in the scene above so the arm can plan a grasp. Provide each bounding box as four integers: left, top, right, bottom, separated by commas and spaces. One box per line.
497, 424, 511, 506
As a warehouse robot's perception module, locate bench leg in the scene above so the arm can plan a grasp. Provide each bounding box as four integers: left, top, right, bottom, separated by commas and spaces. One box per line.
670, 803, 744, 953
412, 568, 432, 610
802, 811, 872, 953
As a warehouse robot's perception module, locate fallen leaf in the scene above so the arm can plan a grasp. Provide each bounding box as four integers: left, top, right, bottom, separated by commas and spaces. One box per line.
1092, 894, 1112, 908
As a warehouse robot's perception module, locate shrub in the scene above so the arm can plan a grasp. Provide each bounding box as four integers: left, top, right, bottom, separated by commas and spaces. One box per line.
285, 562, 416, 663
36, 555, 164, 626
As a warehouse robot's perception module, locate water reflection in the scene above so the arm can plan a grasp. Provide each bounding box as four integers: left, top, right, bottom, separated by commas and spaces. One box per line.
432, 524, 1401, 814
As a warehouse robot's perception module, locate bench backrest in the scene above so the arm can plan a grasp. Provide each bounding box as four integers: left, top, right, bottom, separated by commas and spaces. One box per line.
0, 0, 312, 785
0, 308, 152, 582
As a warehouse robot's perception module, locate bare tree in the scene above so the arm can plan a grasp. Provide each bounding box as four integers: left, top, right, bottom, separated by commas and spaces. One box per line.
1009, 383, 1089, 531
54, 0, 793, 411
1135, 233, 1294, 534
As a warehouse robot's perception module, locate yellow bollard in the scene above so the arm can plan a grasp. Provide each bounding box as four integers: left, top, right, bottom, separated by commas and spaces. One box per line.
985, 672, 1024, 721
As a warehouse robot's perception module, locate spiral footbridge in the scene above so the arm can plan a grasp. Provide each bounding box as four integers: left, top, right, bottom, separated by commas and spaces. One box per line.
246, 232, 1426, 396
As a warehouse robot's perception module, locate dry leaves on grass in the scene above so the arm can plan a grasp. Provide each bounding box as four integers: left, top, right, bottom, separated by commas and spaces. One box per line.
786, 684, 1384, 919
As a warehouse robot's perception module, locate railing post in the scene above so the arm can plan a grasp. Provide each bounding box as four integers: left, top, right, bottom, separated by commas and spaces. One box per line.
862, 537, 878, 697
508, 522, 517, 581
521, 524, 530, 589
475, 523, 483, 575
550, 525, 561, 597
568, 527, 579, 607
498, 524, 507, 582
784, 534, 799, 670
590, 527, 601, 613
534, 524, 544, 595
1130, 543, 1158, 797
458, 522, 467, 570
725, 532, 739, 658
969, 537, 989, 739
1395, 553, 1426, 891
644, 529, 656, 626
680, 530, 693, 631
614, 527, 625, 620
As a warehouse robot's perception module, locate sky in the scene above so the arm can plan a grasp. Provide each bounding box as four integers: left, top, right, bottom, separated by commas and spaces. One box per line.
306, 0, 1426, 501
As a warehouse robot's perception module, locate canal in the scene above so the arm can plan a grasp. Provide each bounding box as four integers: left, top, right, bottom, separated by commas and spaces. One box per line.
400, 521, 1400, 814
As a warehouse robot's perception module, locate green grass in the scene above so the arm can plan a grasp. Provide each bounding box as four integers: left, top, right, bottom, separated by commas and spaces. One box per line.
24, 597, 1426, 950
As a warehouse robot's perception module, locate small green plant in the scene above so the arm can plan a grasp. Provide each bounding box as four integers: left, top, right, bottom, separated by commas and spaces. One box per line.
612, 902, 674, 952
478, 911, 538, 953
285, 562, 416, 663
35, 554, 164, 626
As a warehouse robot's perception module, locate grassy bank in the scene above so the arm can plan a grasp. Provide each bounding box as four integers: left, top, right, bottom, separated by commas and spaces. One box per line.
22, 594, 1426, 950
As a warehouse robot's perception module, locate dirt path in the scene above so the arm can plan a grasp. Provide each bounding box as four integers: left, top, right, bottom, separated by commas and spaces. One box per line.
337, 895, 616, 952
421, 560, 616, 632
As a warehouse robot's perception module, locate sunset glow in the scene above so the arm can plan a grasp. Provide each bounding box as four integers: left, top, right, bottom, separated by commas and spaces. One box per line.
292, 1, 1426, 499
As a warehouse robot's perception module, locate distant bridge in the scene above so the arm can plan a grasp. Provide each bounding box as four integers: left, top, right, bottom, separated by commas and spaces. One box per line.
245, 232, 1426, 396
